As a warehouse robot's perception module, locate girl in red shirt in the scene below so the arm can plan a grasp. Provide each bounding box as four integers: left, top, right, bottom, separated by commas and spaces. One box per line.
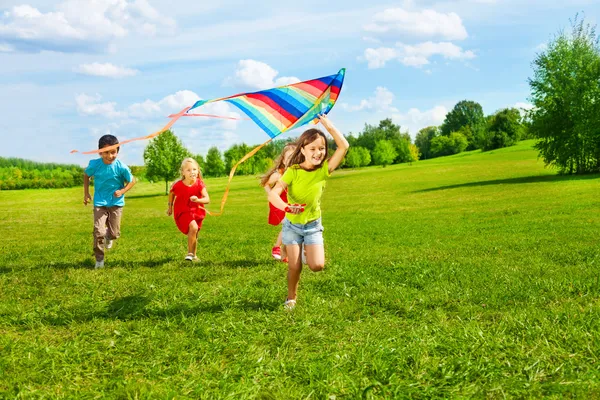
260, 143, 296, 261
167, 158, 210, 261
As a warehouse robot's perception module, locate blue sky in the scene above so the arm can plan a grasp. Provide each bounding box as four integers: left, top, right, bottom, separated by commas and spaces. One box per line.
0, 0, 598, 166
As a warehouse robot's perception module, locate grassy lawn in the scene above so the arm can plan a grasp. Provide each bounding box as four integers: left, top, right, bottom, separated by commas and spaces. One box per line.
1, 140, 599, 398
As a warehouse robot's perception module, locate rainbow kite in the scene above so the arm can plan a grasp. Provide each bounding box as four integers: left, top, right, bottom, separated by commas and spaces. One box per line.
186, 68, 345, 138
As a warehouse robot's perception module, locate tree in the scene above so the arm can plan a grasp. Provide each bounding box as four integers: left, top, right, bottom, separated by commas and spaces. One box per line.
224, 144, 255, 175
143, 130, 190, 194
415, 126, 439, 159
355, 119, 403, 154
204, 146, 226, 177
482, 108, 523, 150
345, 146, 371, 168
440, 100, 485, 149
392, 138, 412, 164
529, 16, 600, 174
408, 143, 420, 163
430, 132, 468, 157
372, 140, 397, 167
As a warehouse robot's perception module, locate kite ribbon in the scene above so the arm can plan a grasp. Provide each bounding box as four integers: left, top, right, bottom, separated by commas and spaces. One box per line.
70, 106, 191, 155
199, 138, 272, 216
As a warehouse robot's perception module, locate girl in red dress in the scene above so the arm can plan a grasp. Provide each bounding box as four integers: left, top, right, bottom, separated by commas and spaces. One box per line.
167, 158, 210, 261
260, 143, 296, 261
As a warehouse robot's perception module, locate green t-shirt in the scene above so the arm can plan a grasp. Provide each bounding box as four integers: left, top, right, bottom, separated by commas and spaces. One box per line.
280, 160, 331, 224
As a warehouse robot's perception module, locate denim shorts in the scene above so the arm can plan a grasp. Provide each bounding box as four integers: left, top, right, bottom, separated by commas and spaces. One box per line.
282, 218, 324, 246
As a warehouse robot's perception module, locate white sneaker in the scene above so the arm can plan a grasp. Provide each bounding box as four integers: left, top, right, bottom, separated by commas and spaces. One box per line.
185, 253, 194, 261
105, 239, 113, 249
95, 260, 104, 269
284, 299, 296, 310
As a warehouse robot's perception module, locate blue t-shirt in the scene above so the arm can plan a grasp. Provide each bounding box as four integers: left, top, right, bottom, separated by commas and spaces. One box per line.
85, 158, 133, 207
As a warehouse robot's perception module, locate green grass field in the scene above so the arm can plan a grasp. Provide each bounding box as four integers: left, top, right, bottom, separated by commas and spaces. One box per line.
1, 140, 599, 398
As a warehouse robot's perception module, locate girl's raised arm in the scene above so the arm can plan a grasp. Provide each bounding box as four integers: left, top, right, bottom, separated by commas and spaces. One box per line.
318, 114, 349, 173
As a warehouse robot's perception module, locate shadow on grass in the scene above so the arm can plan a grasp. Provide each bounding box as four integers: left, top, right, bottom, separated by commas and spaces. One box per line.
18, 294, 280, 326
0, 267, 14, 274
414, 173, 600, 193
212, 259, 263, 269
48, 258, 172, 270
127, 193, 166, 200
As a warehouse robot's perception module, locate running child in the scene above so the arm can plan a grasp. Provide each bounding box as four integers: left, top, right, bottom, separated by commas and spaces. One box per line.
260, 143, 296, 261
167, 158, 210, 261
83, 134, 136, 269
268, 114, 349, 309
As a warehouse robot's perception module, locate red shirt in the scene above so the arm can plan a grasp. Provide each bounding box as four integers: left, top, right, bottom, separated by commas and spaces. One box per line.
171, 179, 207, 219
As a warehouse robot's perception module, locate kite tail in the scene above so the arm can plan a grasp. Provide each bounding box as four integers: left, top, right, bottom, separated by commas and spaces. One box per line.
200, 138, 272, 216
70, 106, 191, 155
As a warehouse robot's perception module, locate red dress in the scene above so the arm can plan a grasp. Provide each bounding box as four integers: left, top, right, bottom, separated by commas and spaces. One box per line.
171, 179, 206, 234
268, 190, 287, 226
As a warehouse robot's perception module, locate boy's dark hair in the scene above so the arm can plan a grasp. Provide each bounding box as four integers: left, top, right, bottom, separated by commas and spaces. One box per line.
98, 134, 120, 152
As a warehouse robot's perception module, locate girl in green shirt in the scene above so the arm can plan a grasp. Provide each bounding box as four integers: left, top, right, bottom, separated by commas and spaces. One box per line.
268, 114, 349, 309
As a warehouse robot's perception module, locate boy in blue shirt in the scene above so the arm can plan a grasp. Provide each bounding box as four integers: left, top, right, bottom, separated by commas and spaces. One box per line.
84, 135, 136, 268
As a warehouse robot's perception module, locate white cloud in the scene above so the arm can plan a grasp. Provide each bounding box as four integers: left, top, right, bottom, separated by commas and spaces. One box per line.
363, 42, 476, 69
514, 102, 534, 116
76, 93, 125, 118
363, 47, 398, 69
342, 87, 398, 113
0, 42, 13, 52
514, 102, 533, 110
74, 62, 139, 78
76, 90, 241, 132
225, 59, 300, 90
392, 105, 448, 135
0, 0, 176, 53
364, 8, 468, 41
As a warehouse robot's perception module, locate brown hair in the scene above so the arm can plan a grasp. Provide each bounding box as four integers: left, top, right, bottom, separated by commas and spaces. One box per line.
287, 128, 328, 168
260, 143, 296, 187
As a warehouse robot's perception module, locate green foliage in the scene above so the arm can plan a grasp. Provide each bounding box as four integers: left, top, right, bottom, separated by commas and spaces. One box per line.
392, 137, 413, 164
415, 126, 439, 160
344, 146, 371, 168
204, 146, 226, 177
408, 143, 420, 162
2, 141, 600, 397
529, 15, 600, 174
143, 130, 191, 194
372, 140, 397, 167
192, 154, 206, 173
129, 165, 146, 181
430, 132, 468, 157
441, 100, 485, 149
354, 119, 403, 151
0, 157, 83, 190
482, 108, 523, 151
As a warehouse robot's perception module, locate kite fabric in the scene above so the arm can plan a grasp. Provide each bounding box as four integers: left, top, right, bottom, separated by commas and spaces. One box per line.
71, 68, 346, 215
187, 67, 345, 139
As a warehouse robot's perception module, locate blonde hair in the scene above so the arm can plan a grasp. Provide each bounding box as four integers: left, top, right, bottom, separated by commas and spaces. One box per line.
260, 143, 296, 187
179, 157, 202, 180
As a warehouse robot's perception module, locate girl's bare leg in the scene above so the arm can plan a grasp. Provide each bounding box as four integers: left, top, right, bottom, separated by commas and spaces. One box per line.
304, 244, 324, 272
188, 220, 199, 256
286, 244, 302, 300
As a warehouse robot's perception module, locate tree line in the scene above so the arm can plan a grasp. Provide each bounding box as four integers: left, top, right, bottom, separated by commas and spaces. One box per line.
0, 157, 83, 190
